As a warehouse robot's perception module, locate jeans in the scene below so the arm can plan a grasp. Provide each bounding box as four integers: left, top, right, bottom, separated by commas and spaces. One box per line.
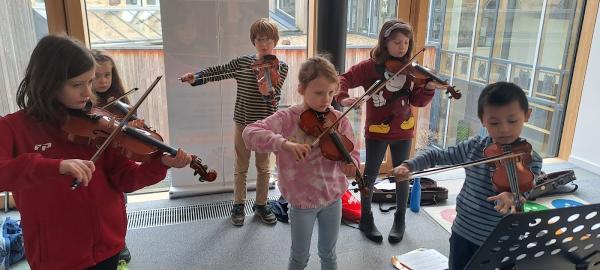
449, 232, 480, 270
288, 199, 342, 270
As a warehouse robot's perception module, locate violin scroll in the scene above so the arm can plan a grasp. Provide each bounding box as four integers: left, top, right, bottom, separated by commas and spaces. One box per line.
190, 155, 218, 182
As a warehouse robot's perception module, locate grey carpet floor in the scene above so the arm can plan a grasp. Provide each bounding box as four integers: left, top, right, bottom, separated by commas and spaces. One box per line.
3, 161, 598, 270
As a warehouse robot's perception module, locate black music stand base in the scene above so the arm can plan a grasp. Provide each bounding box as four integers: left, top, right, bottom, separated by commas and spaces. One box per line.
466, 203, 600, 270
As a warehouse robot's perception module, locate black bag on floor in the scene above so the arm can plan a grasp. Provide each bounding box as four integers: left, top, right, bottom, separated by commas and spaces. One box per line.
528, 170, 577, 200
372, 177, 448, 206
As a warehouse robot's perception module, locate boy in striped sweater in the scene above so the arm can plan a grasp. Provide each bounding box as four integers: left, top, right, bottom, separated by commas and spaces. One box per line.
179, 18, 288, 226
392, 82, 542, 270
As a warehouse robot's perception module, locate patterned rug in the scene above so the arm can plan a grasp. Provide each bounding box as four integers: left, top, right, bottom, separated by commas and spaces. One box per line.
422, 179, 588, 233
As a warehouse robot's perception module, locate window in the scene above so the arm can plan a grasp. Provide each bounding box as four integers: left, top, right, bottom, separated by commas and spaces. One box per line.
423, 0, 586, 157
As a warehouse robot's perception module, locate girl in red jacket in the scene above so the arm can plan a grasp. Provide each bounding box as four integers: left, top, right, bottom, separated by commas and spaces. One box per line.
335, 19, 447, 243
0, 35, 191, 270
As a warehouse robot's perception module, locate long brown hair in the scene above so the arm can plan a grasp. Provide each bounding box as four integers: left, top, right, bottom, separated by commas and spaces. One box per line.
16, 35, 95, 123
91, 49, 129, 105
370, 19, 414, 65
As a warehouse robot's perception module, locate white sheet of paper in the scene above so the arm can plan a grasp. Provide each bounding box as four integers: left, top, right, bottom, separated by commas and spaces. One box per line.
393, 248, 449, 270
374, 181, 396, 190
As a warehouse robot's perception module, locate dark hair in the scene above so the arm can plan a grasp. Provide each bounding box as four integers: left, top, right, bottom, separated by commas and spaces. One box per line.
298, 55, 339, 89
370, 19, 414, 65
477, 82, 529, 120
91, 49, 129, 104
16, 35, 95, 123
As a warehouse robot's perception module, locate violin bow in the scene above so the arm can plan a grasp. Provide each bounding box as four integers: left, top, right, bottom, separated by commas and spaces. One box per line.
310, 48, 426, 147
100, 87, 139, 109
177, 62, 279, 82
395, 152, 526, 180
71, 76, 163, 189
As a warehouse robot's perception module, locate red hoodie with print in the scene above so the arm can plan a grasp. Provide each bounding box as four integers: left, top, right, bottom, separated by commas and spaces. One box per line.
336, 58, 435, 141
0, 110, 169, 270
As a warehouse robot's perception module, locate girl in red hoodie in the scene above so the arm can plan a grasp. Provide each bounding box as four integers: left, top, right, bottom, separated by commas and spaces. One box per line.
335, 19, 447, 243
0, 35, 191, 270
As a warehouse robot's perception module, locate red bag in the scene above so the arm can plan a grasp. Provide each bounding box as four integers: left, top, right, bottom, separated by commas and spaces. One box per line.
341, 190, 361, 223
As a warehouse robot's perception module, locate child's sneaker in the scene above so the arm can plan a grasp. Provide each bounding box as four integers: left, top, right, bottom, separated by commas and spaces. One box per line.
118, 245, 131, 263
253, 204, 277, 225
117, 259, 129, 270
230, 203, 245, 226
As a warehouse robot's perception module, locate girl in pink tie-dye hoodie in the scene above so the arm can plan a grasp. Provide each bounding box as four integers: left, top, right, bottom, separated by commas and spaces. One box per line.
243, 56, 359, 269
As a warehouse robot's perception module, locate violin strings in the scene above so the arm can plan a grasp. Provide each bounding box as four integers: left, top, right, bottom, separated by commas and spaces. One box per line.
503, 145, 521, 209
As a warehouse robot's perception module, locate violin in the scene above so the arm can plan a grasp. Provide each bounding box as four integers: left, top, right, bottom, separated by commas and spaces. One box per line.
62, 107, 217, 183
298, 108, 368, 195
384, 59, 462, 99
483, 139, 534, 212
251, 55, 280, 97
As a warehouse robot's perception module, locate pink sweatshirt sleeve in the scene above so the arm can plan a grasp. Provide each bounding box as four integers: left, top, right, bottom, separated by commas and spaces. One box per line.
242, 110, 289, 153
336, 113, 361, 166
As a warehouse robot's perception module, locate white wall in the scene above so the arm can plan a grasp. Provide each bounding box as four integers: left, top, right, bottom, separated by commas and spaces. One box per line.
569, 10, 600, 175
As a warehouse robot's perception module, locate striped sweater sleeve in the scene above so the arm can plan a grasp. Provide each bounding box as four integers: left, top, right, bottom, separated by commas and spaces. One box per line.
192, 57, 241, 85
404, 137, 477, 172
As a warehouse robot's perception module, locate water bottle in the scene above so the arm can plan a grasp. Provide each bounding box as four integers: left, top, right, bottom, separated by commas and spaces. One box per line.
410, 177, 421, 213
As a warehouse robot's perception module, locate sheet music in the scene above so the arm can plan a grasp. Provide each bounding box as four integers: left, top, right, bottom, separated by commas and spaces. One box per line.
393, 248, 449, 270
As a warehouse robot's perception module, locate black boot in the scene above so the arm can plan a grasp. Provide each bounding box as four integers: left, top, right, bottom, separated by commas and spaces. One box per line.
388, 211, 406, 243
359, 190, 382, 243
389, 180, 409, 243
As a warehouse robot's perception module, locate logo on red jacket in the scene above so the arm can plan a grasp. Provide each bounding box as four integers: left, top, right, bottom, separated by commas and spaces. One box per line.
34, 143, 52, 151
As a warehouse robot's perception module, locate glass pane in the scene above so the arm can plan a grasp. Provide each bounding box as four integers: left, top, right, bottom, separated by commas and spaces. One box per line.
489, 61, 508, 83
471, 57, 488, 83
533, 70, 560, 102
473, 0, 498, 57
347, 0, 397, 38
428, 0, 444, 42
442, 0, 476, 53
444, 80, 482, 147
538, 0, 576, 69
454, 54, 469, 80
272, 1, 309, 107
492, 0, 542, 64
344, 0, 397, 165
523, 102, 554, 155
510, 65, 532, 92
420, 92, 449, 148
439, 51, 454, 76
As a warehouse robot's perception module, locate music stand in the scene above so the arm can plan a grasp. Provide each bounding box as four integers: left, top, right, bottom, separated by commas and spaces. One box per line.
466, 203, 600, 270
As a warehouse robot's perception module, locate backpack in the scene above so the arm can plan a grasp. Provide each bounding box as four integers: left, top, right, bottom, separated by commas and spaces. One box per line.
0, 217, 25, 270
372, 177, 448, 205
341, 190, 361, 223
267, 196, 290, 223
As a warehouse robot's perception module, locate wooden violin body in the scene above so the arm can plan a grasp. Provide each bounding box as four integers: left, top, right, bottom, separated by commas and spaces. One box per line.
63, 107, 217, 182
484, 140, 534, 212
251, 55, 280, 96
299, 109, 368, 195
384, 59, 462, 99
